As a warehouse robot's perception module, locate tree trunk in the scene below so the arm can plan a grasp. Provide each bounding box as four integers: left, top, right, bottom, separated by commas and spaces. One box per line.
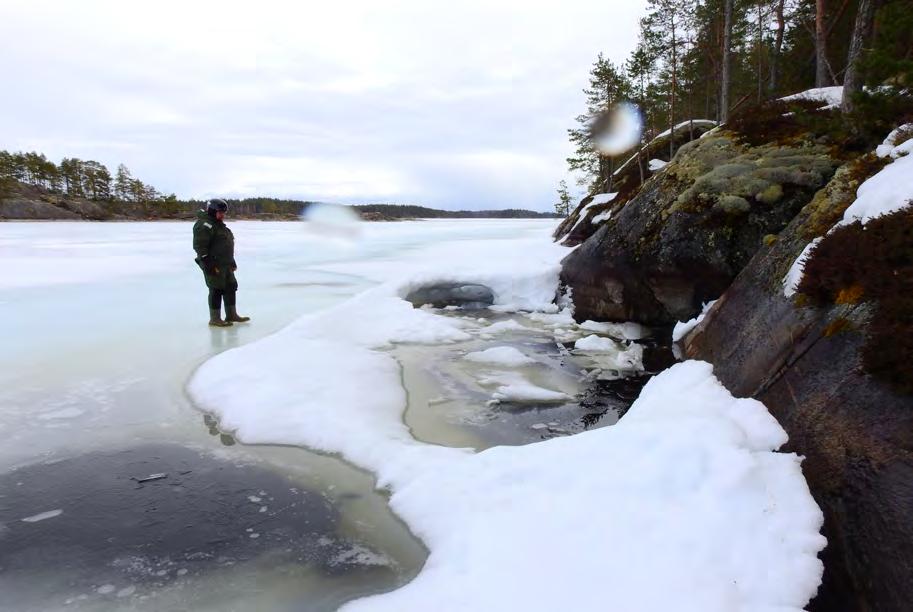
669, 16, 678, 159
816, 0, 830, 87
842, 0, 878, 114
757, 1, 765, 102
721, 0, 733, 122
769, 0, 785, 93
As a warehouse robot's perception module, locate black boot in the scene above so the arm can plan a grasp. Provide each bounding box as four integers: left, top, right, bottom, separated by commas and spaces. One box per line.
225, 304, 250, 323
209, 308, 232, 327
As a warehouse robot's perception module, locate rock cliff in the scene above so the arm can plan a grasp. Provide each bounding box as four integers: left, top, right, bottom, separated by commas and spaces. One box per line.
559, 98, 913, 610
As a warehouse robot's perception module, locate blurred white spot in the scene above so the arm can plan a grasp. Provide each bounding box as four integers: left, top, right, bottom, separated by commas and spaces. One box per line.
301, 203, 363, 243
594, 103, 643, 156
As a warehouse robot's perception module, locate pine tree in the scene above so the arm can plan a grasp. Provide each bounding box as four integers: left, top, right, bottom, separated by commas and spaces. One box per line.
114, 164, 133, 201
555, 180, 573, 217
567, 53, 632, 191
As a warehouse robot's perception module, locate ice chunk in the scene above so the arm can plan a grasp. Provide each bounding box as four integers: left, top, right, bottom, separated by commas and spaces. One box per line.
578, 319, 648, 340
463, 347, 536, 367
21, 509, 63, 523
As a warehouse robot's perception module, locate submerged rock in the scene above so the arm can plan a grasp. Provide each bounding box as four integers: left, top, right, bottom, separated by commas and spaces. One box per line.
404, 283, 494, 309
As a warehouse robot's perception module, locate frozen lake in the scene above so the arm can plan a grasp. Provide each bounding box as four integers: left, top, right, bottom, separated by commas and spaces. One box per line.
0, 218, 561, 611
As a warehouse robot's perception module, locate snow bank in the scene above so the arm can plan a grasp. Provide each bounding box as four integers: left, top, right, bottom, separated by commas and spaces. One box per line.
343, 362, 824, 612
463, 346, 535, 367
781, 86, 843, 108
648, 158, 668, 171
840, 126, 913, 225
672, 300, 718, 341
875, 124, 913, 159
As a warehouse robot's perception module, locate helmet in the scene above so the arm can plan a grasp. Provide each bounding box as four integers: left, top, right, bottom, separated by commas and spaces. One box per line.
207, 198, 228, 213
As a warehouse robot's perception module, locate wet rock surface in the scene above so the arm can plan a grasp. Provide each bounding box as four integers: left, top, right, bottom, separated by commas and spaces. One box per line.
0, 444, 396, 610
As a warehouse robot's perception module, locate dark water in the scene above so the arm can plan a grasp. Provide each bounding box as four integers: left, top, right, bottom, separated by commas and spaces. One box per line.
0, 444, 400, 611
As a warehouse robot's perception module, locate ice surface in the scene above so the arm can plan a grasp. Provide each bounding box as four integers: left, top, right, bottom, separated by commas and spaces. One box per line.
190, 222, 825, 610
463, 346, 535, 367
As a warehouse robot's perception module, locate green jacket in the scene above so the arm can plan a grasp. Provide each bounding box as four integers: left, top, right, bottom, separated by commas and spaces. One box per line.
193, 210, 235, 266
193, 210, 237, 290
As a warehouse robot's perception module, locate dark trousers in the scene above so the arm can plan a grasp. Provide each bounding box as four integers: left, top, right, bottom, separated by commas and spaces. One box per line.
209, 288, 237, 310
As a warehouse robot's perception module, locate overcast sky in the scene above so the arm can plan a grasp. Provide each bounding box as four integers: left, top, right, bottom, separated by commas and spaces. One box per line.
0, 0, 646, 211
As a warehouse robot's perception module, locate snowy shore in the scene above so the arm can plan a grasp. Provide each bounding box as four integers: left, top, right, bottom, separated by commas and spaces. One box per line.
189, 224, 826, 611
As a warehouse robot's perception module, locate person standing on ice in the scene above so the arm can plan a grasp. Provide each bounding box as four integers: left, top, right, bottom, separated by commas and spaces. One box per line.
193, 199, 251, 327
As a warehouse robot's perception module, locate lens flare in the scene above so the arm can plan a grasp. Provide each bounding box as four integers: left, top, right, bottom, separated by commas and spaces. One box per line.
593, 102, 643, 156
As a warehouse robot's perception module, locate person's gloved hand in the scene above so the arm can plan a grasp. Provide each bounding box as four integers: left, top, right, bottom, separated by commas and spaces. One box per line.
204, 258, 218, 275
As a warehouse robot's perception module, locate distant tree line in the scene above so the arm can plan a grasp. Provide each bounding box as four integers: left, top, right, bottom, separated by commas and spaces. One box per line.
562, 0, 913, 196
0, 150, 174, 203
354, 204, 558, 219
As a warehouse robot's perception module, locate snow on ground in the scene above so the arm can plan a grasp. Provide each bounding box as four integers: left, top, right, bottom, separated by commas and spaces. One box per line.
648, 158, 668, 171
463, 346, 535, 367
781, 86, 843, 109
673, 300, 719, 341
343, 362, 824, 612
841, 124, 913, 225
189, 225, 825, 611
